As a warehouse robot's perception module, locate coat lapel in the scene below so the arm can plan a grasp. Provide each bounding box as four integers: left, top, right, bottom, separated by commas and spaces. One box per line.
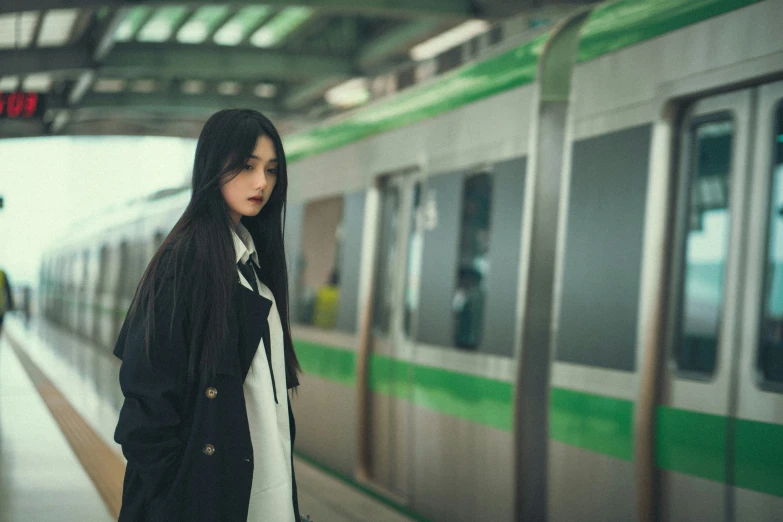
235, 270, 279, 403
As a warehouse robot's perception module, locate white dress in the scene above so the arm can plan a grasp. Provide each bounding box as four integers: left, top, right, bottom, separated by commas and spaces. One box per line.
232, 223, 295, 522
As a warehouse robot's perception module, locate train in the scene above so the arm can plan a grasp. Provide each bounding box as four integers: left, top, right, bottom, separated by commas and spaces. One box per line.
39, 0, 783, 520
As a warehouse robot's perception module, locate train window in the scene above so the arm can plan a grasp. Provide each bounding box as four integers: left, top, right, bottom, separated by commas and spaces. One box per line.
674, 117, 734, 376
295, 196, 344, 330
373, 185, 400, 335
452, 173, 492, 349
759, 103, 783, 386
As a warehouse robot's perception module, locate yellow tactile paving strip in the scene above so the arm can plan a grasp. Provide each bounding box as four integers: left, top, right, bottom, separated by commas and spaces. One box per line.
6, 333, 125, 520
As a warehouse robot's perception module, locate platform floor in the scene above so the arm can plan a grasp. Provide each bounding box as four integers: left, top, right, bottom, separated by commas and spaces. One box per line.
0, 314, 416, 522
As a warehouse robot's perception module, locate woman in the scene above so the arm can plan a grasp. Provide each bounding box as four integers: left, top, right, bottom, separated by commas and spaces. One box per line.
114, 109, 303, 521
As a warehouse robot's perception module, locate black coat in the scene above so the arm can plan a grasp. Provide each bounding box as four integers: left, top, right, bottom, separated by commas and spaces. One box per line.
113, 268, 301, 522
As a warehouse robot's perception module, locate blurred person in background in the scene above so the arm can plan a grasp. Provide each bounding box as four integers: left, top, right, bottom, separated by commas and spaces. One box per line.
113, 109, 306, 522
0, 267, 14, 337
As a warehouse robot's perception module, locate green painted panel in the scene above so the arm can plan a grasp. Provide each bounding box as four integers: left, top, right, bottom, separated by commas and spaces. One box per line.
413, 363, 513, 432
284, 33, 548, 164
578, 0, 762, 63
294, 339, 355, 387
294, 341, 514, 431
655, 406, 727, 482
734, 418, 783, 497
369, 355, 413, 399
37, 299, 783, 497
252, 7, 313, 47
549, 387, 634, 461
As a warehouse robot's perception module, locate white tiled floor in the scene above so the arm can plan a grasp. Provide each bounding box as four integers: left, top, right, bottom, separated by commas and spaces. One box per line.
0, 333, 112, 522
1, 315, 418, 522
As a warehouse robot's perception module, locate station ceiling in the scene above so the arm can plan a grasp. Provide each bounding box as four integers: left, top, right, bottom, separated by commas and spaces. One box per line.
0, 1, 591, 139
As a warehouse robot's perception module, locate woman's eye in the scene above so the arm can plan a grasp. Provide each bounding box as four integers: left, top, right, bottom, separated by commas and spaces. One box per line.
267, 168, 279, 175
243, 164, 253, 171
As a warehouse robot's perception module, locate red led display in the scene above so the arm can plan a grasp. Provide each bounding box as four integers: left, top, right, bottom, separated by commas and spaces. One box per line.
0, 92, 42, 119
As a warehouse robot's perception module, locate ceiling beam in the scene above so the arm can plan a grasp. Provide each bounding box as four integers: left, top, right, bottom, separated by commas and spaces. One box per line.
53, 8, 130, 133
0, 46, 92, 77
283, 76, 347, 111
0, 0, 477, 20
52, 91, 282, 115
358, 18, 445, 70
101, 44, 358, 81
1, 44, 358, 81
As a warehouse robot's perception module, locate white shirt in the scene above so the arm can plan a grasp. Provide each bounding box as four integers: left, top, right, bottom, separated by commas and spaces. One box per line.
231, 223, 295, 522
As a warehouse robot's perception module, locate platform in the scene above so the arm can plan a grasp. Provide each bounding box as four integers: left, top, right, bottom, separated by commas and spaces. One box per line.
0, 314, 416, 522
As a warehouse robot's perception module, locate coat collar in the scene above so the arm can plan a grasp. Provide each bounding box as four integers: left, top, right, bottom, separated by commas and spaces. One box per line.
231, 222, 260, 267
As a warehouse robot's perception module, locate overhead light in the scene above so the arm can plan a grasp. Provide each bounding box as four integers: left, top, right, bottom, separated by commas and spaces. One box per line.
254, 83, 277, 98
138, 6, 189, 43
132, 79, 158, 93
213, 6, 271, 46
23, 73, 51, 92
217, 81, 242, 96
0, 76, 20, 91
181, 80, 205, 95
250, 7, 312, 48
325, 78, 370, 109
114, 6, 152, 42
409, 20, 490, 61
0, 12, 38, 49
177, 5, 230, 44
93, 78, 126, 93
37, 9, 79, 47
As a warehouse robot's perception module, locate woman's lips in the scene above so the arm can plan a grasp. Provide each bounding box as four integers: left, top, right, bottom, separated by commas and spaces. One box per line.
248, 197, 263, 204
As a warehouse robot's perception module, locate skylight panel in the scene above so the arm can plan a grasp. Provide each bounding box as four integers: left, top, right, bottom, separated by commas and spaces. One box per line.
181, 80, 205, 95
410, 20, 490, 61
213, 6, 271, 46
254, 83, 277, 98
177, 5, 230, 44
114, 6, 152, 42
137, 6, 190, 43
93, 78, 126, 93
325, 78, 370, 109
249, 7, 312, 48
0, 12, 38, 49
0, 76, 20, 91
131, 79, 158, 93
37, 9, 79, 47
22, 73, 51, 91
217, 81, 242, 96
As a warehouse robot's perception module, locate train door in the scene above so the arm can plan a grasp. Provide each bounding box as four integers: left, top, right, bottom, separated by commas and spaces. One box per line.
732, 80, 783, 521
367, 169, 423, 501
659, 89, 754, 521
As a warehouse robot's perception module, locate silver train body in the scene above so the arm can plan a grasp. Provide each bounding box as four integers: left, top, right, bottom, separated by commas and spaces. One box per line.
41, 1, 783, 520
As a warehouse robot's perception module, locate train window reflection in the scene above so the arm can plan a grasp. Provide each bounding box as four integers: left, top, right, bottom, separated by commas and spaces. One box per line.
759, 103, 783, 386
403, 183, 422, 337
453, 173, 492, 349
675, 118, 733, 376
295, 196, 344, 329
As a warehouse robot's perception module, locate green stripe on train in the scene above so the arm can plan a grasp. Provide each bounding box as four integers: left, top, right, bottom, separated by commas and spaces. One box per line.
578, 0, 763, 63
283, 32, 546, 163
295, 339, 783, 497
42, 295, 783, 496
282, 0, 759, 164
295, 339, 513, 431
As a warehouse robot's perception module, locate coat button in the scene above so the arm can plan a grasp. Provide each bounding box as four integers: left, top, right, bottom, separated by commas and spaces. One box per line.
203, 444, 215, 456
206, 387, 217, 399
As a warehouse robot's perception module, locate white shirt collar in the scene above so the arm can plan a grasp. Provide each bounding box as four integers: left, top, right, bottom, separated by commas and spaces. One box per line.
231, 222, 259, 267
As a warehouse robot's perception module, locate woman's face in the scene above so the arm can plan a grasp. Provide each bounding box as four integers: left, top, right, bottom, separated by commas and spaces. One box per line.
221, 134, 278, 226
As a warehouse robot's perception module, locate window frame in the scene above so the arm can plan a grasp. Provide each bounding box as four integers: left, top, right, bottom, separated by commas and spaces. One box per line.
756, 99, 783, 393
669, 110, 736, 382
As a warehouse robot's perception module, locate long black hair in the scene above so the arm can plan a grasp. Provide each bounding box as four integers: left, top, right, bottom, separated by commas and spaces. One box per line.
128, 108, 300, 381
